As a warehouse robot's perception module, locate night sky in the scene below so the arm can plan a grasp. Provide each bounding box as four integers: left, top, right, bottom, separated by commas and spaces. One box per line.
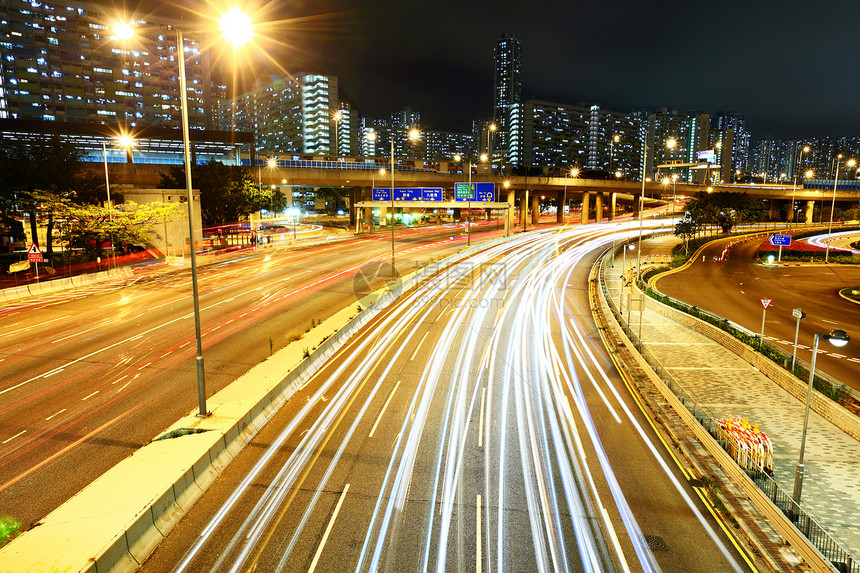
133, 0, 859, 140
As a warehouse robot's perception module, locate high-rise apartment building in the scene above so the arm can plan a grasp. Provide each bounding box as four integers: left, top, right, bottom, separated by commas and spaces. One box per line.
508, 99, 590, 168
646, 108, 710, 183
587, 105, 645, 178
0, 0, 210, 129
229, 76, 303, 153
493, 33, 521, 163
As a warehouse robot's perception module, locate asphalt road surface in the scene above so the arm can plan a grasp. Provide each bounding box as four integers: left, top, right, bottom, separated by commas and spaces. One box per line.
654, 234, 860, 391
139, 221, 753, 572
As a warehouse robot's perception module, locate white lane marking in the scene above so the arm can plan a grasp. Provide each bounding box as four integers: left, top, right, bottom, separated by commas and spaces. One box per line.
602, 506, 632, 573
42, 368, 64, 378
137, 362, 151, 371
0, 315, 67, 339
2, 430, 26, 444
307, 483, 350, 573
51, 323, 102, 344
409, 332, 429, 361
476, 494, 483, 573
82, 391, 99, 401
822, 319, 838, 325
369, 381, 401, 438
478, 386, 486, 449
45, 409, 66, 421
111, 374, 128, 385
848, 358, 860, 363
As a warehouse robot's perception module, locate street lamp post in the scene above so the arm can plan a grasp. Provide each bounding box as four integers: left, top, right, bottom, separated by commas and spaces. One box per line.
636, 139, 649, 284
791, 145, 810, 229
793, 329, 850, 504
116, 10, 252, 417
826, 156, 855, 263
332, 110, 342, 156
389, 128, 420, 271
101, 142, 116, 269
487, 123, 496, 168
610, 134, 620, 172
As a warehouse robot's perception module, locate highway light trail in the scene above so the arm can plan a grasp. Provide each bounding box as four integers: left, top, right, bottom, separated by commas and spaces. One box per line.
168, 220, 746, 572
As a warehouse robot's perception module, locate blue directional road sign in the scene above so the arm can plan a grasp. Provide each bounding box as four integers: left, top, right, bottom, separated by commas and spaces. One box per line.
372, 188, 391, 201
454, 182, 495, 201
394, 188, 422, 201
421, 188, 443, 201
769, 234, 792, 247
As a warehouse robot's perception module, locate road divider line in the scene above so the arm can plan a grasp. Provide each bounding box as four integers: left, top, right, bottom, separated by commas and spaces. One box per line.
478, 386, 486, 448
42, 368, 64, 379
45, 409, 66, 421
409, 332, 429, 361
475, 493, 483, 573
369, 381, 401, 438
82, 391, 99, 401
137, 362, 151, 371
308, 483, 350, 573
2, 430, 26, 444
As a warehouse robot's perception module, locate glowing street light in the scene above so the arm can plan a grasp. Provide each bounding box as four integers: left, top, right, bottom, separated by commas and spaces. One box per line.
826, 157, 856, 263
609, 134, 620, 171
218, 7, 254, 48
332, 110, 343, 156
561, 166, 578, 223
793, 329, 850, 504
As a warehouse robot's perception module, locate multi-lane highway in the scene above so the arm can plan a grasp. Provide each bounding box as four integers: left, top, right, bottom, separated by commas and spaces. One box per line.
0, 223, 498, 530
654, 234, 860, 390
139, 223, 754, 572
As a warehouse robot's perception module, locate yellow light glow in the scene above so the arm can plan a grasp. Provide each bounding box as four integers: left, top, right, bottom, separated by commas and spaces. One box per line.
267, 157, 277, 168
570, 168, 579, 177
503, 180, 510, 188
117, 135, 133, 148
848, 159, 857, 167
480, 153, 488, 162
114, 21, 134, 41
366, 131, 376, 141
333, 110, 342, 121
219, 7, 254, 48
662, 177, 670, 185
454, 154, 461, 162
613, 134, 620, 142
615, 170, 622, 178
666, 138, 677, 149
408, 128, 420, 141
489, 123, 497, 132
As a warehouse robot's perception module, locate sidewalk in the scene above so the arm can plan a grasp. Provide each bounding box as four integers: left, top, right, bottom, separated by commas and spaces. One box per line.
609, 236, 860, 562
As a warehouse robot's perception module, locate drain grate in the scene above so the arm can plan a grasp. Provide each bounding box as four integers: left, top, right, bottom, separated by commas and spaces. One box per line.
643, 535, 669, 551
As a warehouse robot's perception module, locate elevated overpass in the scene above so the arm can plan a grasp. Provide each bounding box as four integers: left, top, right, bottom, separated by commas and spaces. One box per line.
101, 159, 860, 229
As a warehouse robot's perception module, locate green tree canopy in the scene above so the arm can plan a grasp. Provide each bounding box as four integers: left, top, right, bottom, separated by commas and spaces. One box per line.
159, 161, 274, 227
685, 191, 764, 233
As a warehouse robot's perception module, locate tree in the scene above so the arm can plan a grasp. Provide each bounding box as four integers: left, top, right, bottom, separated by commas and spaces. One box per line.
0, 135, 104, 255
57, 200, 183, 258
685, 191, 764, 234
160, 161, 261, 227
674, 217, 699, 255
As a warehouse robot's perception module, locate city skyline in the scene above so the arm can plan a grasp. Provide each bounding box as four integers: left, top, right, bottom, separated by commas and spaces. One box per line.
199, 0, 859, 141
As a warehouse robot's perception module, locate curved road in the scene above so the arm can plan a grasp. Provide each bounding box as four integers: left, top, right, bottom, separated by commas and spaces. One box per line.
654, 234, 860, 391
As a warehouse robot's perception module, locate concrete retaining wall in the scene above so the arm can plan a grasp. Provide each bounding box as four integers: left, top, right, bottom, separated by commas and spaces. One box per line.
0, 267, 133, 303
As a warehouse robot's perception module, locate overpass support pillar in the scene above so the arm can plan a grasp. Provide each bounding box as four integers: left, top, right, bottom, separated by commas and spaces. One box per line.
633, 192, 641, 218
557, 189, 566, 224
379, 205, 388, 228
769, 199, 778, 220
519, 190, 529, 229
348, 187, 360, 228
507, 188, 516, 233
581, 191, 591, 224
364, 189, 374, 230
609, 192, 617, 221
595, 192, 604, 223
805, 200, 815, 224
531, 194, 540, 226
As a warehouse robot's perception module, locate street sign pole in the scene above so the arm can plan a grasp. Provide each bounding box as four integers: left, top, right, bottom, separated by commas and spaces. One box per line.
791, 308, 806, 372
759, 298, 773, 347
778, 244, 783, 263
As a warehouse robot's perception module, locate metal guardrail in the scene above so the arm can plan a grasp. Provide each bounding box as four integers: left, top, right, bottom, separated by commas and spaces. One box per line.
599, 243, 859, 573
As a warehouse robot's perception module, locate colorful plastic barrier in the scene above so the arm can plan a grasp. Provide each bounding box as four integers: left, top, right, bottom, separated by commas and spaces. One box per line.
713, 416, 773, 474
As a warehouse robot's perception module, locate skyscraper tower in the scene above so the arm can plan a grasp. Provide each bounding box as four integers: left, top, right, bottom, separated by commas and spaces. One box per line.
493, 33, 521, 162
